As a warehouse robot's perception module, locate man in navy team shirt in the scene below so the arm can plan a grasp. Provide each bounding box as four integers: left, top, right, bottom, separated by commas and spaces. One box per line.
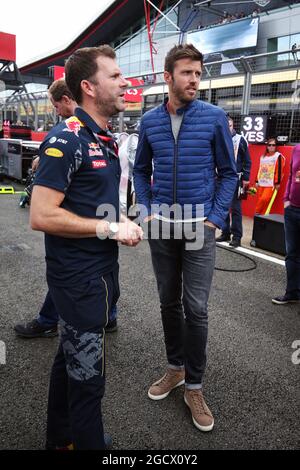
30, 45, 143, 450
14, 78, 119, 338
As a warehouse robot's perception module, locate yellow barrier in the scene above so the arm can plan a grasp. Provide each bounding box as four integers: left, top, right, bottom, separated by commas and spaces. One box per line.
0, 186, 25, 195
0, 186, 15, 194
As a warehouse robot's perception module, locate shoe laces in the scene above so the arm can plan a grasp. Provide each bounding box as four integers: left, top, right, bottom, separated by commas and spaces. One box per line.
158, 372, 172, 386
188, 390, 207, 415
158, 370, 180, 386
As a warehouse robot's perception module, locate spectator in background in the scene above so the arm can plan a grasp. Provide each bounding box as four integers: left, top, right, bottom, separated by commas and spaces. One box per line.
216, 116, 251, 248
292, 43, 299, 62
255, 138, 285, 215
272, 144, 300, 305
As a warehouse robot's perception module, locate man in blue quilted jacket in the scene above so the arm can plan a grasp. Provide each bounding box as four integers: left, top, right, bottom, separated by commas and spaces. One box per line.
134, 44, 237, 432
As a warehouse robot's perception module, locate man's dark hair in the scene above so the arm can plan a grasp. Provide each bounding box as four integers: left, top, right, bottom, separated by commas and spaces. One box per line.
65, 45, 116, 104
48, 78, 74, 102
164, 44, 203, 75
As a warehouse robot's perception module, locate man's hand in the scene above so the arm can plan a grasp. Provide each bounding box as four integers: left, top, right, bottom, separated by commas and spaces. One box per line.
284, 200, 291, 209
204, 220, 217, 229
31, 156, 40, 172
143, 214, 155, 223
114, 219, 143, 246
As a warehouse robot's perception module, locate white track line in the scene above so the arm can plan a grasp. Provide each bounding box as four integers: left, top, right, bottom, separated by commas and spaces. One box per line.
217, 242, 285, 266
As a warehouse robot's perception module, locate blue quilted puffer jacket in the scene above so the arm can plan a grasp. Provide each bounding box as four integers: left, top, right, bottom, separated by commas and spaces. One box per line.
133, 99, 238, 229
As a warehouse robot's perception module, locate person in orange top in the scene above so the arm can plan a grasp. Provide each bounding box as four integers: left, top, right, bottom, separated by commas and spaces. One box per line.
255, 137, 285, 214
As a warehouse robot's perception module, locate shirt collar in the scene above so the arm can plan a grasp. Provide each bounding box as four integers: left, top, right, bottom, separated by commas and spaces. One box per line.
75, 107, 112, 138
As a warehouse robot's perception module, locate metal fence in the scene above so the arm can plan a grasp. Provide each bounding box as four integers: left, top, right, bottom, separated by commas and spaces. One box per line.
0, 90, 56, 132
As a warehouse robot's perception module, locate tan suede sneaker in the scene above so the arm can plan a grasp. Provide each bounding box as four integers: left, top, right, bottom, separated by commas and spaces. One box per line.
184, 389, 214, 431
148, 368, 185, 400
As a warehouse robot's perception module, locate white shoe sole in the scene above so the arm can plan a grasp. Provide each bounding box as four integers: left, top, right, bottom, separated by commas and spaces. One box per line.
148, 379, 185, 400
272, 299, 299, 305
184, 395, 214, 432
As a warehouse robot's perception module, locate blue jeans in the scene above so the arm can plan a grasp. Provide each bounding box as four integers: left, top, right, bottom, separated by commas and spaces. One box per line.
148, 225, 216, 386
37, 291, 118, 326
284, 205, 300, 299
223, 186, 242, 240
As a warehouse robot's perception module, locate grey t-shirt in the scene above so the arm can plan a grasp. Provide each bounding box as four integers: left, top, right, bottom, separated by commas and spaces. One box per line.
170, 112, 183, 142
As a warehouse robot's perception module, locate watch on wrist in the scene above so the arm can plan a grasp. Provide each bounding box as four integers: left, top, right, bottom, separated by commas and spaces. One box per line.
98, 221, 110, 240
108, 222, 119, 238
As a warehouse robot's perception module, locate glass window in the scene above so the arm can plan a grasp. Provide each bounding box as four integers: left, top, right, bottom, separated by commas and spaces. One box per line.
109, 2, 178, 78
129, 62, 140, 74
119, 56, 130, 66
122, 64, 130, 76
130, 44, 141, 55
268, 33, 300, 67
291, 33, 300, 49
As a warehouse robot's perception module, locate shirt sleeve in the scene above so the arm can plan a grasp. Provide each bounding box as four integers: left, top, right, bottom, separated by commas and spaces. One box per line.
283, 153, 293, 202
133, 118, 153, 220
240, 136, 251, 181
274, 154, 284, 185
34, 131, 82, 193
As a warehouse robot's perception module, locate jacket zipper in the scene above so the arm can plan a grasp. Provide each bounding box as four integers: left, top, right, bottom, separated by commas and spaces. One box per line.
168, 112, 184, 205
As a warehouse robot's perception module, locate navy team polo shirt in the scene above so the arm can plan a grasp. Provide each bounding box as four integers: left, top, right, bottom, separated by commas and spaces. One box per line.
34, 107, 120, 286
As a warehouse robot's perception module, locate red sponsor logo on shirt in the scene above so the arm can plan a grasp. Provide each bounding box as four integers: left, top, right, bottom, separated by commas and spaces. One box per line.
92, 160, 107, 169
89, 149, 103, 157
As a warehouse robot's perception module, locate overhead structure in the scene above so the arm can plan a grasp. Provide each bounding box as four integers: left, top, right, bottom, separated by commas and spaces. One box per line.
144, 0, 183, 71
0, 32, 35, 122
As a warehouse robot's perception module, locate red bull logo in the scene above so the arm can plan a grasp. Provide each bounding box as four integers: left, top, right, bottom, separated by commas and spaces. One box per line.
64, 117, 83, 136
89, 142, 100, 150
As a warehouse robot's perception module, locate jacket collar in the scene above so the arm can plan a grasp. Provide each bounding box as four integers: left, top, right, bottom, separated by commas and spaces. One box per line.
163, 97, 198, 115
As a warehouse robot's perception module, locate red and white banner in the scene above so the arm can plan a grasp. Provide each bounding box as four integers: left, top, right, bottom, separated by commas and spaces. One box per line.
125, 78, 144, 103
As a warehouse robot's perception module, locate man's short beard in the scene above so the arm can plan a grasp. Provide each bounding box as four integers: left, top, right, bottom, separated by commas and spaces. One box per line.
171, 80, 195, 105
95, 93, 118, 115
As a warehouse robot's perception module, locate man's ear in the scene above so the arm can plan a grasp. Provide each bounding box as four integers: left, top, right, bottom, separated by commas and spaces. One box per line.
164, 71, 172, 85
62, 95, 72, 105
80, 79, 95, 98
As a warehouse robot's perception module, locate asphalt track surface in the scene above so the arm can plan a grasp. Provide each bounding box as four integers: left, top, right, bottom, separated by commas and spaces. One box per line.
0, 195, 299, 450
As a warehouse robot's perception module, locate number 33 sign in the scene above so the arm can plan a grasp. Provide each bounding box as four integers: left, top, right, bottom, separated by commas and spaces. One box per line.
241, 115, 267, 143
